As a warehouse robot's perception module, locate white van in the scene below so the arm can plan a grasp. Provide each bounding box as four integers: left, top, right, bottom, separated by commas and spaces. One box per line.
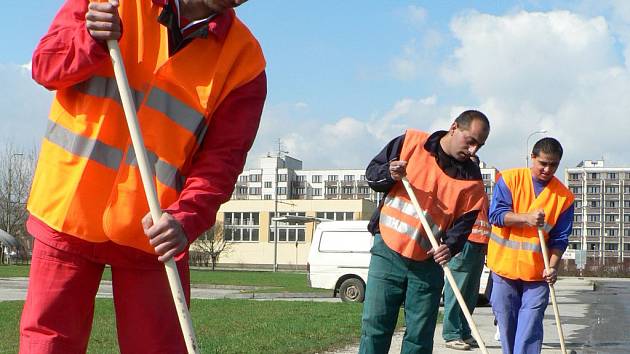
307, 221, 372, 302
306, 220, 492, 304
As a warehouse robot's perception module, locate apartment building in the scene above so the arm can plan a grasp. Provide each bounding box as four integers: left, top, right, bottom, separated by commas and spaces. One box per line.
206, 154, 499, 268
565, 160, 630, 261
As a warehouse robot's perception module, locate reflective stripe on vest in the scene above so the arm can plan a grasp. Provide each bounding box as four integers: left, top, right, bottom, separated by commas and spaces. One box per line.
486, 168, 574, 281
27, 3, 266, 254
45, 121, 185, 192
378, 129, 486, 261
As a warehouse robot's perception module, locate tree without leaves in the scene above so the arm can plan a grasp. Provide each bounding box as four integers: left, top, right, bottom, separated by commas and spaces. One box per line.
0, 143, 37, 263
192, 222, 232, 270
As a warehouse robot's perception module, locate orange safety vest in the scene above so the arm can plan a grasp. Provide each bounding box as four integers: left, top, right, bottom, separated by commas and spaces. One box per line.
468, 197, 490, 244
27, 2, 266, 254
378, 129, 487, 261
487, 168, 574, 281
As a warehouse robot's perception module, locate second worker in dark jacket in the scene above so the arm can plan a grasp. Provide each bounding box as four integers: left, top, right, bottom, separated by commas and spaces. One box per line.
359, 110, 491, 354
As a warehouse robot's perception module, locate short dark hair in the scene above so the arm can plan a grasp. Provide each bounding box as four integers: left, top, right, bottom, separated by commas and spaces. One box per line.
455, 110, 490, 132
532, 137, 563, 159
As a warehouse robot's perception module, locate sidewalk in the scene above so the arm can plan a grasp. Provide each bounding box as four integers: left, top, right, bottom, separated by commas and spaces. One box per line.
328, 277, 594, 353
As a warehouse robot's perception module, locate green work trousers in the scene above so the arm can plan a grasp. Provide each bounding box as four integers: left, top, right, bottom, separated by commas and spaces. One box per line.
359, 234, 444, 354
441, 241, 486, 342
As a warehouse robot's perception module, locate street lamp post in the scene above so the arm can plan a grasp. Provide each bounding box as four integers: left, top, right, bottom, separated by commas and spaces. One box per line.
273, 140, 288, 272
525, 130, 547, 167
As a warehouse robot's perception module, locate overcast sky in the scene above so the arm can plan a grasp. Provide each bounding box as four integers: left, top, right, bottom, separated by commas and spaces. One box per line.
2, 0, 630, 174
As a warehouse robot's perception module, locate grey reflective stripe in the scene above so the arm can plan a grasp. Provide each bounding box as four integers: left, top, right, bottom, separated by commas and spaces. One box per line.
384, 195, 443, 237
144, 87, 205, 140
45, 121, 123, 170
380, 214, 432, 251
489, 232, 542, 253
543, 223, 553, 233
74, 76, 144, 111
125, 147, 185, 192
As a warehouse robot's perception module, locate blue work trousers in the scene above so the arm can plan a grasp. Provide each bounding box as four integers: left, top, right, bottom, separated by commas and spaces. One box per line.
490, 273, 549, 354
359, 234, 444, 354
442, 241, 486, 342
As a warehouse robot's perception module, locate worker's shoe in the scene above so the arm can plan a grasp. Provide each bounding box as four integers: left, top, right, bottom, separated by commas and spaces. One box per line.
463, 337, 478, 348
445, 339, 471, 351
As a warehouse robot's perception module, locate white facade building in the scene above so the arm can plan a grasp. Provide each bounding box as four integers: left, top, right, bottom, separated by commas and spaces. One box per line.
565, 160, 630, 262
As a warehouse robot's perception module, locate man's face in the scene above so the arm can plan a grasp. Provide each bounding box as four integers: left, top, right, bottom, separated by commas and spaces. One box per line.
448, 120, 489, 161
531, 151, 560, 182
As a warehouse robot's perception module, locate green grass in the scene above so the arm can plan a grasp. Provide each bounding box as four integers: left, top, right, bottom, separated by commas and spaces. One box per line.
0, 266, 324, 293
0, 299, 408, 353
0, 265, 30, 278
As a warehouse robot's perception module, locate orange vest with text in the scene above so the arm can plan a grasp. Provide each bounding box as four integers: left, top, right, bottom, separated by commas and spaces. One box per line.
487, 168, 574, 281
27, 2, 266, 254
378, 129, 487, 261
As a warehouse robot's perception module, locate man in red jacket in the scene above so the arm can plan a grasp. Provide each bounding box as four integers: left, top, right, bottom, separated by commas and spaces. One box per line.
20, 1, 265, 353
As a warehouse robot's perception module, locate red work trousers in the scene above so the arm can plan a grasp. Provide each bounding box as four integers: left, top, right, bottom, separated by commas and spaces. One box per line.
19, 238, 190, 354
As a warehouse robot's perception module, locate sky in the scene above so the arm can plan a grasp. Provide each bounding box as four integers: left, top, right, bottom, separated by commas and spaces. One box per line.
2, 0, 630, 174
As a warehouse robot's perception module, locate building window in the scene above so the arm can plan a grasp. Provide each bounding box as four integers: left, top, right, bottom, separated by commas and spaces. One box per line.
277, 187, 287, 195
569, 173, 580, 180
590, 173, 600, 180
572, 228, 582, 236
239, 175, 248, 182
624, 229, 630, 237
223, 212, 259, 242
312, 175, 322, 183
235, 186, 247, 195
625, 201, 630, 208
344, 175, 355, 182
586, 228, 599, 236
605, 200, 619, 208
269, 212, 307, 242
264, 181, 272, 188
326, 186, 338, 194
588, 243, 599, 251
358, 186, 370, 194
295, 175, 306, 182
588, 200, 600, 208
316, 212, 354, 221
248, 174, 261, 182
278, 174, 288, 182
359, 175, 366, 180
575, 200, 583, 208
342, 186, 353, 194
570, 186, 582, 194
264, 194, 272, 200
327, 175, 338, 182
625, 215, 630, 222
604, 214, 618, 222
625, 186, 630, 194
293, 187, 305, 195
605, 185, 619, 194
605, 243, 618, 251
248, 187, 261, 195
605, 229, 619, 237
312, 188, 322, 196
587, 214, 600, 222
574, 214, 582, 222
607, 172, 618, 180
587, 185, 600, 194
624, 243, 630, 251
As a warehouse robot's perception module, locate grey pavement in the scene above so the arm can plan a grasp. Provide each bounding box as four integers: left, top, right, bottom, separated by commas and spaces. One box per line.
0, 277, 340, 302
327, 277, 594, 354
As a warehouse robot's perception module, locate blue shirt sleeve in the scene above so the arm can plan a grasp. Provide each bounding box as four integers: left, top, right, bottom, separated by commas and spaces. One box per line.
489, 177, 513, 227
548, 203, 574, 253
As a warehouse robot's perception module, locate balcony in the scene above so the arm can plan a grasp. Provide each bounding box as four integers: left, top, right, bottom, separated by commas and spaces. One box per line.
340, 180, 355, 186
325, 180, 339, 187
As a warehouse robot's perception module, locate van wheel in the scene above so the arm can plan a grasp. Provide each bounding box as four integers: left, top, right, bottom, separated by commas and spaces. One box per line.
339, 278, 365, 303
